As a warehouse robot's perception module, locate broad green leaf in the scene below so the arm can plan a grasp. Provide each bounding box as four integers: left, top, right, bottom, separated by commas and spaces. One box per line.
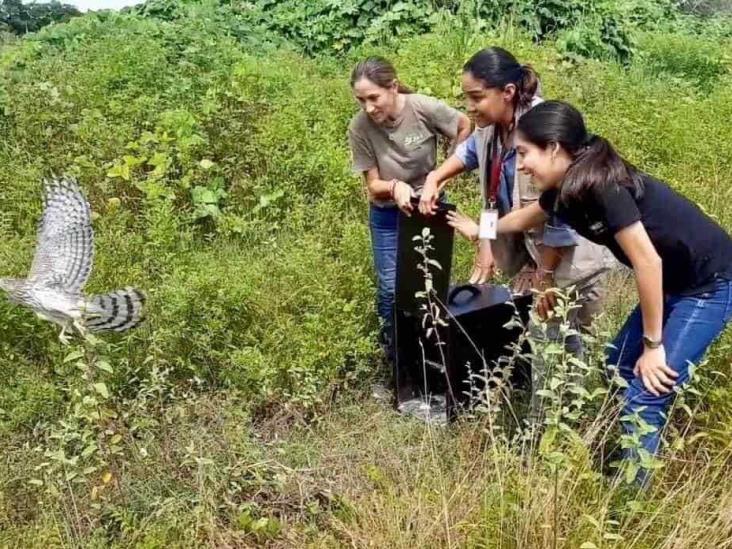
96, 360, 113, 374
64, 350, 84, 363
93, 383, 110, 399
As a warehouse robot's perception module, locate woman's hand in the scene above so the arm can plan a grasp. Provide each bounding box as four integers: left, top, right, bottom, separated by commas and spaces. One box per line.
392, 180, 415, 216
512, 264, 556, 319
534, 268, 557, 321
469, 239, 495, 284
633, 346, 678, 397
446, 210, 479, 242
418, 172, 441, 216
512, 264, 536, 295
447, 210, 493, 283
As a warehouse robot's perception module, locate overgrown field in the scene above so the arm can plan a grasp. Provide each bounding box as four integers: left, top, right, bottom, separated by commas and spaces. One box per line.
0, 2, 731, 547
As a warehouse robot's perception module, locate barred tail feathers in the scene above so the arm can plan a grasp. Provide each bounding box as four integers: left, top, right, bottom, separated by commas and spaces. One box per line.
84, 288, 145, 332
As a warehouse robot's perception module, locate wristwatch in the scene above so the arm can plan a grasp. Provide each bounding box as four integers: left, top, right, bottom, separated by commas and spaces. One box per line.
642, 335, 663, 349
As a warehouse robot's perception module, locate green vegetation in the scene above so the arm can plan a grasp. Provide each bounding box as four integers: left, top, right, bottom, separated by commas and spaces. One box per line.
0, 1, 730, 546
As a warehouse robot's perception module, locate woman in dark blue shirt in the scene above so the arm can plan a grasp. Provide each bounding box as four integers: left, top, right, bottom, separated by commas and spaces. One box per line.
495, 100, 732, 485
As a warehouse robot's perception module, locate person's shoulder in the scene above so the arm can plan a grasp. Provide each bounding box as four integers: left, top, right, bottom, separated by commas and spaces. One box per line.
589, 181, 633, 200
408, 92, 432, 103
408, 92, 450, 110
638, 173, 668, 195
348, 111, 372, 134
539, 188, 560, 212
617, 173, 674, 205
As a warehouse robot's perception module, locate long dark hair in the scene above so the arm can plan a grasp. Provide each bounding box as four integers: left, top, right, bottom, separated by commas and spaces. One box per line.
350, 56, 412, 94
463, 47, 540, 109
517, 100, 644, 202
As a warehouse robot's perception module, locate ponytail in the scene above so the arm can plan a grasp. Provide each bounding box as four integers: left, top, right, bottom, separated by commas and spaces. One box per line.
516, 101, 644, 202
517, 64, 540, 107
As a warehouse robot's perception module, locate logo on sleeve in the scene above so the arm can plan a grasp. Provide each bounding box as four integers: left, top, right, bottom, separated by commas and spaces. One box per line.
589, 221, 608, 236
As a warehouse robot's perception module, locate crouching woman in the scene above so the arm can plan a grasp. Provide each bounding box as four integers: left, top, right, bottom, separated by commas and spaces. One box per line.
499, 100, 732, 484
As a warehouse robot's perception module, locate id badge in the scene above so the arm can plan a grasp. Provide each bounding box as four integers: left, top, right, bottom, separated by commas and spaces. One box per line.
479, 209, 498, 240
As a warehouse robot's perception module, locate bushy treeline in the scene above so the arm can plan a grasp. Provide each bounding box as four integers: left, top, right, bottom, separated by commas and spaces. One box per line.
1, 0, 81, 35
134, 0, 732, 64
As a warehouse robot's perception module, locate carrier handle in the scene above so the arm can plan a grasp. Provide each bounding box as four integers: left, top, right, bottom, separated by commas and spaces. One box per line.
448, 284, 481, 305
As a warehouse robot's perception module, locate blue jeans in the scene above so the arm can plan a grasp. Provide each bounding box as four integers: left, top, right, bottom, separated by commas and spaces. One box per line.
369, 204, 399, 351
607, 278, 732, 481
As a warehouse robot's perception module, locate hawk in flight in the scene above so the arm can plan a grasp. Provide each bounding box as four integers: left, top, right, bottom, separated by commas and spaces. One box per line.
0, 177, 145, 343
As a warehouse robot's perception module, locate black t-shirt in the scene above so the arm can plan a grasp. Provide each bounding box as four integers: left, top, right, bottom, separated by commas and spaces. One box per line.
539, 176, 732, 296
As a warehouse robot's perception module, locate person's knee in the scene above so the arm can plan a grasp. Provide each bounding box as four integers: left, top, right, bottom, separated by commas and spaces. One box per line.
662, 348, 698, 387
377, 293, 394, 316
380, 263, 396, 283
378, 269, 396, 292
605, 336, 639, 373
564, 334, 583, 357
528, 318, 559, 343
623, 379, 675, 419
604, 344, 621, 370
576, 287, 605, 328
377, 276, 395, 292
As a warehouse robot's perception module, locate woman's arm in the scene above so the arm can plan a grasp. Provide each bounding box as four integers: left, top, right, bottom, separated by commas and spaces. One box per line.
529, 245, 566, 319
614, 221, 678, 396
418, 155, 468, 215
446, 203, 549, 242
497, 202, 548, 234
455, 114, 472, 146
419, 128, 477, 216
419, 116, 473, 216
364, 167, 414, 215
429, 154, 468, 192
363, 166, 395, 200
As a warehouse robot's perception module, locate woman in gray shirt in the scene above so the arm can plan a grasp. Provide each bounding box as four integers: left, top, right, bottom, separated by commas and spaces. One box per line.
348, 56, 471, 364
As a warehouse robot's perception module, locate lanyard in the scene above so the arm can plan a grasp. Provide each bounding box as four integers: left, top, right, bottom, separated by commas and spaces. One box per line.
487, 131, 503, 209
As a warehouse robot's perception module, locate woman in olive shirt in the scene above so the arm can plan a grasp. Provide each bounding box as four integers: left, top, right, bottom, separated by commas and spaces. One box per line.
348, 57, 471, 363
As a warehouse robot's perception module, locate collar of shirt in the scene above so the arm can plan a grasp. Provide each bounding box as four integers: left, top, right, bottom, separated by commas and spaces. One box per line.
382, 94, 410, 129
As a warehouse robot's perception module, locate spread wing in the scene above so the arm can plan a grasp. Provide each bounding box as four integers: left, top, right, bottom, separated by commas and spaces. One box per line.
28, 177, 94, 294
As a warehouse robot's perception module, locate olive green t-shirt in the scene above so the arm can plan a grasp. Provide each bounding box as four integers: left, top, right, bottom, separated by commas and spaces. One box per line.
348, 93, 462, 207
